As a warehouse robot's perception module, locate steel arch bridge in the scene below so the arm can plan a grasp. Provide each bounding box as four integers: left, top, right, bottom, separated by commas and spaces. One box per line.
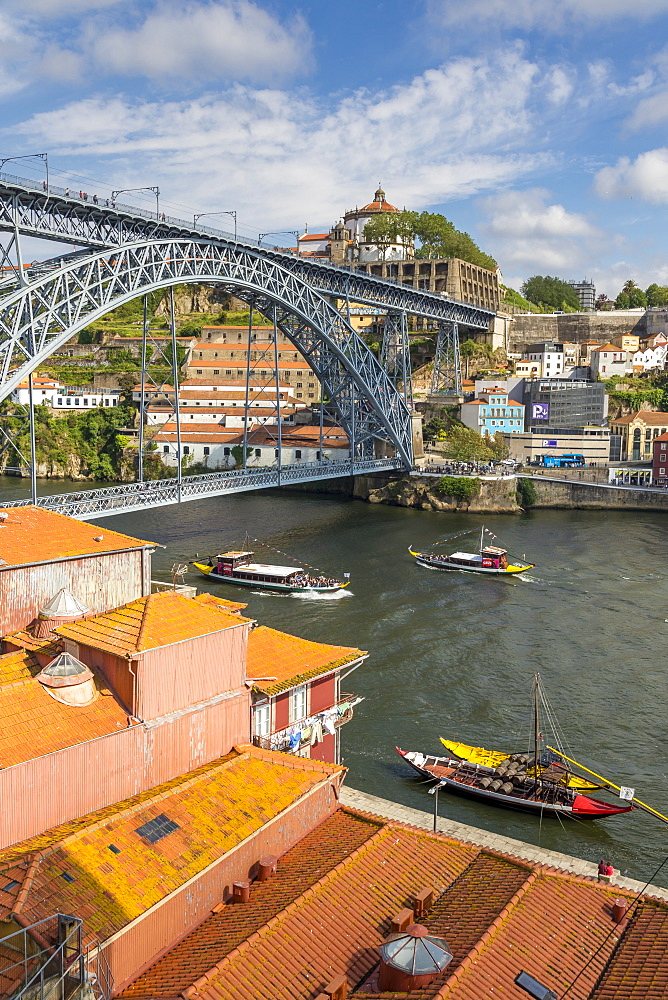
0, 173, 495, 515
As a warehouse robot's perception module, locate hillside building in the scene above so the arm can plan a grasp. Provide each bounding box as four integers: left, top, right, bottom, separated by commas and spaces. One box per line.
567, 278, 596, 310
460, 387, 525, 435
609, 410, 668, 461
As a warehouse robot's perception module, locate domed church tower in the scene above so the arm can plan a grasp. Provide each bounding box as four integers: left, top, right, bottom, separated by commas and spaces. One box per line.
343, 184, 413, 262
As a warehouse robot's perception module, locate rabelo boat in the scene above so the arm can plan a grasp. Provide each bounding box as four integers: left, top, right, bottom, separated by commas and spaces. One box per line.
409, 526, 534, 576
191, 539, 347, 594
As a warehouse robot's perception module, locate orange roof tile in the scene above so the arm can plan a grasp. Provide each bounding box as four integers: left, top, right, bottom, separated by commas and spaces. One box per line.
3, 631, 62, 656
192, 592, 248, 613
55, 591, 251, 656
6, 746, 342, 943
131, 805, 667, 1000
0, 507, 155, 569
247, 626, 365, 695
0, 670, 129, 768
0, 648, 41, 686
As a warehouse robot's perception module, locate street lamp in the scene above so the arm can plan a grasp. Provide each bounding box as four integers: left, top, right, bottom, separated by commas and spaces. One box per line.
258, 231, 300, 254
0, 153, 49, 193
111, 186, 160, 220
428, 780, 444, 832
194, 211, 237, 241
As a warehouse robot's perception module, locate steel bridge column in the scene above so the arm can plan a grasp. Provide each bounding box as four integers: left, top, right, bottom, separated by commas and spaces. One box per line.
381, 310, 412, 408
170, 288, 182, 501
28, 373, 37, 504
273, 305, 282, 486
138, 295, 148, 483
242, 304, 253, 472
431, 321, 462, 396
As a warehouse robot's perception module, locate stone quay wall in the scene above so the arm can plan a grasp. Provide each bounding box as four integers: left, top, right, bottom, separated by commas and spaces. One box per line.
524, 476, 668, 511
507, 312, 647, 352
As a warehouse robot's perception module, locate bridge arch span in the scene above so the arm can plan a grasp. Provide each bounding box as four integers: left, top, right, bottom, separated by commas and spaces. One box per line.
0, 239, 412, 464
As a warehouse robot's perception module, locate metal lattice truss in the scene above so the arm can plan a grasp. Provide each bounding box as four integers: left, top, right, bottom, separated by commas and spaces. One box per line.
431, 321, 462, 396
380, 311, 412, 408
0, 239, 414, 464
0, 456, 403, 520
0, 178, 494, 328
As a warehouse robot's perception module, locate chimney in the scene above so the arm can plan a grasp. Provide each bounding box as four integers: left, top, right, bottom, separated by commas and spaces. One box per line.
612, 900, 629, 924
378, 923, 453, 993
256, 855, 278, 882
413, 887, 435, 921
391, 909, 415, 934
232, 881, 250, 904
320, 975, 347, 1000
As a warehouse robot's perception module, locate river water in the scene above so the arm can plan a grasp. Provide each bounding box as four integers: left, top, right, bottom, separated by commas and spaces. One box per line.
3, 478, 667, 883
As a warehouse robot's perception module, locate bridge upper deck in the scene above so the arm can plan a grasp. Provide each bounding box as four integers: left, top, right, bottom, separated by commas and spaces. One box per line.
0, 173, 494, 328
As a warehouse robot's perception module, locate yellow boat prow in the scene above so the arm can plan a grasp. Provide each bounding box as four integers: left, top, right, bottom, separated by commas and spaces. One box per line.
440, 738, 599, 790
192, 561, 213, 575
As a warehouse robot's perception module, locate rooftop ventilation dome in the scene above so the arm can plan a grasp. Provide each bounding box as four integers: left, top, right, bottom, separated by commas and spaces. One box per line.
37, 652, 96, 707
33, 588, 92, 638
378, 923, 453, 992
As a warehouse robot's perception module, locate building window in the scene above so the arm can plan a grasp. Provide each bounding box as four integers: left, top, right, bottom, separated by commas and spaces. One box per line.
224, 447, 230, 456
203, 446, 210, 456
297, 393, 303, 398
226, 370, 232, 375
274, 449, 279, 457
214, 369, 219, 375
66, 398, 71, 405
295, 449, 302, 459
290, 684, 307, 722
163, 445, 169, 453
296, 382, 302, 388
183, 446, 190, 455
83, 398, 88, 406
255, 448, 261, 457
197, 369, 202, 374
254, 703, 271, 737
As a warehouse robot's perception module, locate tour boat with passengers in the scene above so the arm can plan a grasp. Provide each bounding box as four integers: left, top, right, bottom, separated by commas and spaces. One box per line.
191, 542, 347, 594
409, 526, 534, 576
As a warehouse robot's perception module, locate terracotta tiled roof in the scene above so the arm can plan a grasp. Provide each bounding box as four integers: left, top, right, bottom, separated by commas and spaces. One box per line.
55, 591, 251, 656
2, 631, 61, 656
180, 817, 476, 1000
591, 902, 668, 998
0, 670, 129, 768
247, 626, 365, 695
0, 648, 41, 686
5, 747, 342, 944
133, 805, 665, 1000
591, 343, 621, 352
611, 411, 668, 427
119, 810, 381, 999
0, 507, 155, 568
192, 592, 248, 613
654, 432, 668, 442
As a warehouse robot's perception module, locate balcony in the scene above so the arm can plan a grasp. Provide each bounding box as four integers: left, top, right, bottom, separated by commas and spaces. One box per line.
252, 693, 361, 754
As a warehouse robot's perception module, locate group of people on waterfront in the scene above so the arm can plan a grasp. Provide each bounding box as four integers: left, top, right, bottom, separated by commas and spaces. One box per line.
423, 460, 516, 477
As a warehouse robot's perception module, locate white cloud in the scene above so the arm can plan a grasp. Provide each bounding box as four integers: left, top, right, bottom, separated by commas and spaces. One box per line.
595, 149, 668, 202
9, 50, 551, 231
627, 89, 668, 129
478, 188, 603, 278
0, 1, 312, 95
426, 0, 668, 32
82, 1, 313, 85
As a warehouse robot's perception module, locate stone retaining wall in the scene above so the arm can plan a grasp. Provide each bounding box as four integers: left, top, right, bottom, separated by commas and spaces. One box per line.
525, 476, 668, 511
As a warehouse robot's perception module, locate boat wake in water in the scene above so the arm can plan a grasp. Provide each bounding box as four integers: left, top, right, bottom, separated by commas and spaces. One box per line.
291, 589, 353, 601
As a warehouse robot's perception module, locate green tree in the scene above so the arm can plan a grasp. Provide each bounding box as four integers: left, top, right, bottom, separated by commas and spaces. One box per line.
516, 478, 537, 508
486, 431, 510, 460
622, 279, 638, 296
435, 476, 481, 503
628, 287, 648, 308
445, 425, 493, 461
521, 276, 580, 311
645, 284, 668, 307
230, 444, 252, 467
423, 415, 445, 443
615, 292, 630, 309
363, 210, 496, 268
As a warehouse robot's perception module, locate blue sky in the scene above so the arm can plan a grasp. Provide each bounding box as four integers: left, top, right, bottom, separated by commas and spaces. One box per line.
4, 1, 668, 298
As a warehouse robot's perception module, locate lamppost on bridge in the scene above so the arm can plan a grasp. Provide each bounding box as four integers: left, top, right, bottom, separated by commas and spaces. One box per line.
258, 231, 300, 255
111, 186, 161, 220
194, 211, 237, 241
0, 153, 49, 193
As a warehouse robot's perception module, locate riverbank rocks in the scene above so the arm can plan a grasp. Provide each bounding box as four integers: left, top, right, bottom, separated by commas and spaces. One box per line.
364, 476, 520, 514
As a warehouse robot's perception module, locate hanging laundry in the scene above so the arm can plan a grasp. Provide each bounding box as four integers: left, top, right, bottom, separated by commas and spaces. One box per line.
321, 712, 337, 737
310, 719, 323, 745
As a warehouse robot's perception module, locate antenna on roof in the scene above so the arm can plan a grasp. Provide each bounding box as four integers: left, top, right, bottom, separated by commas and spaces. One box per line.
171, 563, 188, 589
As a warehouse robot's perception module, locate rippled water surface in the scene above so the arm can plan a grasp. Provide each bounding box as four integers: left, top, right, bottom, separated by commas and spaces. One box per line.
4, 479, 667, 882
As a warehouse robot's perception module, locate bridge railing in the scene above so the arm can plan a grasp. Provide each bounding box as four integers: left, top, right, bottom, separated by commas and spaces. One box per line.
0, 457, 403, 517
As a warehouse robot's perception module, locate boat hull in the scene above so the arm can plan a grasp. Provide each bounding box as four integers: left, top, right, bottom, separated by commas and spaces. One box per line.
411, 553, 533, 575
396, 747, 633, 820
191, 562, 345, 593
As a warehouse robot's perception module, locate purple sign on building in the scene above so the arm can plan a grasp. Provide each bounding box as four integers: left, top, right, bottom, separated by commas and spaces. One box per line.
532, 402, 550, 421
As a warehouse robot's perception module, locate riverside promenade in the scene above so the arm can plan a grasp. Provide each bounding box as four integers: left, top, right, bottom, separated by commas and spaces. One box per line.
340, 786, 668, 901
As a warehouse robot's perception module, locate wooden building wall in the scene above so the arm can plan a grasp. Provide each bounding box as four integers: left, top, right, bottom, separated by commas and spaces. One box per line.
0, 689, 250, 849
136, 625, 249, 720
0, 549, 149, 635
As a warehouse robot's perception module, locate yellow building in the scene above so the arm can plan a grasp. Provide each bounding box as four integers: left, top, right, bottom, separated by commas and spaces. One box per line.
609, 410, 668, 461
611, 333, 640, 352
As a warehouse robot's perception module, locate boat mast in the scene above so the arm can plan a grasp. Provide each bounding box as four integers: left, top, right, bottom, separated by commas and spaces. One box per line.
534, 673, 540, 794
480, 526, 484, 554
